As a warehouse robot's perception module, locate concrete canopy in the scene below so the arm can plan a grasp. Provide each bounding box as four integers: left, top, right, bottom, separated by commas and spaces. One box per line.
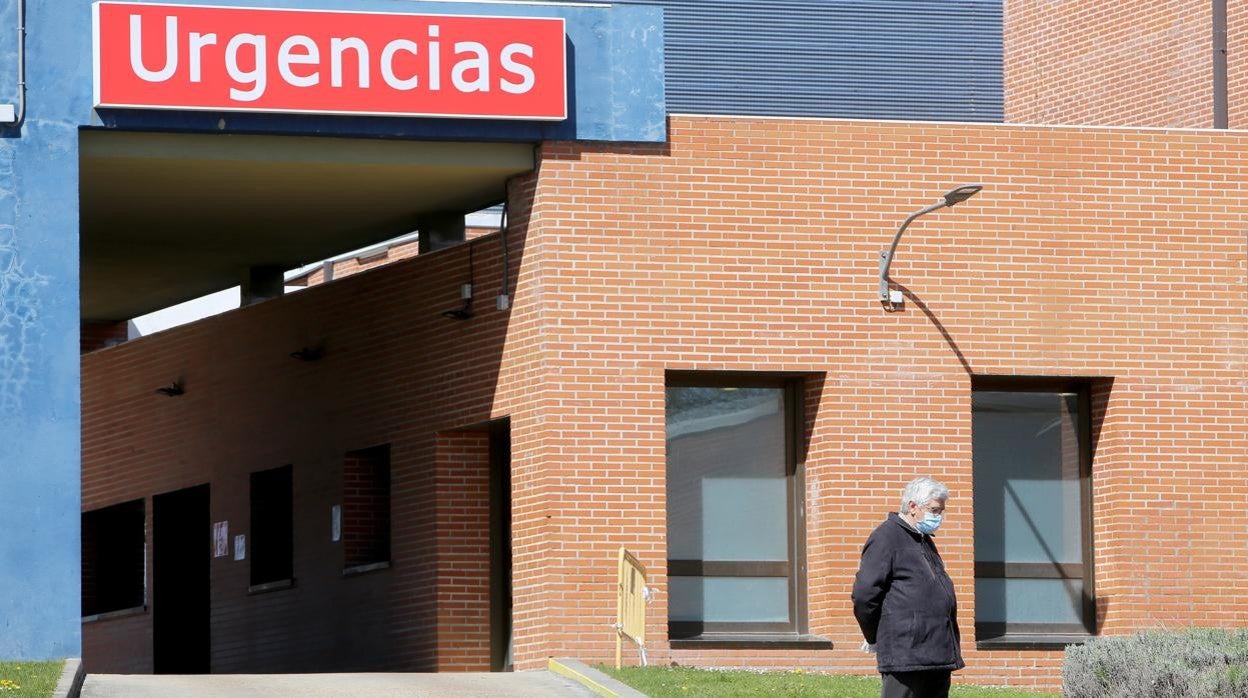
79, 131, 534, 322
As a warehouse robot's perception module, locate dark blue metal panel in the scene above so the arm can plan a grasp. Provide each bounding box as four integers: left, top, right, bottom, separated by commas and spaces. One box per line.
589, 0, 1002, 122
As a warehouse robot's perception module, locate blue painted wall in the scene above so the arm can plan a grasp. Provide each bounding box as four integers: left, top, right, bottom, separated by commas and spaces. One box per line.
0, 0, 87, 661
0, 0, 665, 661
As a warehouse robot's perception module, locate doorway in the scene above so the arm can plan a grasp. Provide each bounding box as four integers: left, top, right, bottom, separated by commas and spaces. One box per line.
489, 422, 513, 672
152, 484, 211, 674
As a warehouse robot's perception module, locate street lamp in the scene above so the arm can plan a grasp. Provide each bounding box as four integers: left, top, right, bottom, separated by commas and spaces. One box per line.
878, 184, 983, 311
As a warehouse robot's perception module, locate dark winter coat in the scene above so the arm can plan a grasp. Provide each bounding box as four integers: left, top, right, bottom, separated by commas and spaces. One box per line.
851, 512, 965, 674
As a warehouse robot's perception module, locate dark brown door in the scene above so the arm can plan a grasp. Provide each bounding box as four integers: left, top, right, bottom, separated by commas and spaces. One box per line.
153, 484, 210, 674
489, 424, 513, 672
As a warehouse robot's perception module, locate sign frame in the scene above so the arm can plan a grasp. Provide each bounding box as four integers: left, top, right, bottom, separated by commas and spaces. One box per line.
92, 1, 568, 121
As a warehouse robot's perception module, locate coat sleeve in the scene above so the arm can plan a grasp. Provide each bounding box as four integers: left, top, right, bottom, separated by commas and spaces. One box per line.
851, 531, 893, 645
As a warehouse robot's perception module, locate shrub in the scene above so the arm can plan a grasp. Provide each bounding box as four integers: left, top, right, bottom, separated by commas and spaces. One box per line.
1063, 628, 1248, 698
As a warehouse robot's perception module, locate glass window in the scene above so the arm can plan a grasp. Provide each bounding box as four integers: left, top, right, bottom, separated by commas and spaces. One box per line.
972, 384, 1094, 639
666, 377, 802, 637
82, 499, 146, 617
668, 577, 791, 623
250, 465, 294, 587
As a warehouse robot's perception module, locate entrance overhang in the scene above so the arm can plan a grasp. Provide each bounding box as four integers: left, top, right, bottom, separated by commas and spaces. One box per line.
79, 130, 534, 321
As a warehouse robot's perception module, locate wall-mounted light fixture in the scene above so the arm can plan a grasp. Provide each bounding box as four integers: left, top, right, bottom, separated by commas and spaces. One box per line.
443, 245, 475, 320
155, 381, 184, 397
442, 305, 473, 320
878, 184, 983, 311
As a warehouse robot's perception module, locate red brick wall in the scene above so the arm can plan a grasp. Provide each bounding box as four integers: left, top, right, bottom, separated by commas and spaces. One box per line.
342, 446, 391, 569
433, 431, 492, 671
521, 116, 1248, 690
83, 116, 1248, 689
296, 226, 496, 288
1005, 0, 1214, 127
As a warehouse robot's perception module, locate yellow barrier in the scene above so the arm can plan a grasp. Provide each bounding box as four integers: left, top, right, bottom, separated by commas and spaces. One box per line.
614, 547, 649, 669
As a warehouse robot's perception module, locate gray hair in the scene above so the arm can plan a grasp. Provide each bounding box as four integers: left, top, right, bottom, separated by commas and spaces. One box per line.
900, 476, 949, 513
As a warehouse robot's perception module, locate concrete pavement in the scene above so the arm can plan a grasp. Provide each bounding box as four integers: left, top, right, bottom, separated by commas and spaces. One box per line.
81, 671, 600, 697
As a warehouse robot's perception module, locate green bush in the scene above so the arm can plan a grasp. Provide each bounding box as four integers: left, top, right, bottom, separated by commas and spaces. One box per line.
1063, 628, 1248, 698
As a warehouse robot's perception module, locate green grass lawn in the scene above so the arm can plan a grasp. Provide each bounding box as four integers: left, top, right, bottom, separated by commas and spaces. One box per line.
597, 665, 1058, 698
0, 661, 64, 698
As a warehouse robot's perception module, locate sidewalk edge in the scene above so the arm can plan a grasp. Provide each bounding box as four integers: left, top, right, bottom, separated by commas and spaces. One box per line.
52, 658, 84, 698
548, 658, 649, 698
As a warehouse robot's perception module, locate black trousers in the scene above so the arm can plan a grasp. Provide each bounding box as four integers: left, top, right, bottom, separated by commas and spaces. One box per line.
880, 670, 952, 698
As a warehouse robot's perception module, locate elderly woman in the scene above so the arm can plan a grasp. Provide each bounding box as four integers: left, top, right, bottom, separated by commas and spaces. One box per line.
852, 476, 964, 698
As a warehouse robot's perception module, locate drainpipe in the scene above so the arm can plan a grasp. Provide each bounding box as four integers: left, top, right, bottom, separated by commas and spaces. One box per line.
1213, 0, 1228, 128
0, 0, 24, 125
497, 200, 510, 311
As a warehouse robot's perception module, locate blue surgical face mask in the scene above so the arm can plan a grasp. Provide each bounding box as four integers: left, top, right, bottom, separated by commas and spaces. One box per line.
916, 513, 942, 535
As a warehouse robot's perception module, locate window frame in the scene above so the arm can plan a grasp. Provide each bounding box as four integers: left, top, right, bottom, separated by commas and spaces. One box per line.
970, 376, 1097, 643
665, 372, 808, 640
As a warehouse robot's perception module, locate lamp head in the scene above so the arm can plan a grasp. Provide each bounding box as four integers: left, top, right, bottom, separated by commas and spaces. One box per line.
156, 381, 185, 397
942, 184, 983, 207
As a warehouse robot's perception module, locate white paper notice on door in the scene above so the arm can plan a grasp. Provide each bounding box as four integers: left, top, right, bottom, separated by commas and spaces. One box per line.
213, 521, 228, 558
234, 534, 246, 561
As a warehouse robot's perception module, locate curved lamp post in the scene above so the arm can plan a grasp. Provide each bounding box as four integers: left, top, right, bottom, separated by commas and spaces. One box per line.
878, 184, 983, 311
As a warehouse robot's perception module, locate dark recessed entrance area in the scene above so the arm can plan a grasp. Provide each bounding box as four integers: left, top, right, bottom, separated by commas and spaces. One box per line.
153, 484, 211, 675
489, 422, 513, 672
80, 127, 534, 674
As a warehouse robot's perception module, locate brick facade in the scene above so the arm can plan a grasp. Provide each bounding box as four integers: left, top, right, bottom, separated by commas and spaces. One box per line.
82, 116, 1248, 689
1005, 0, 1218, 127
432, 431, 493, 671
289, 226, 497, 289
342, 446, 391, 569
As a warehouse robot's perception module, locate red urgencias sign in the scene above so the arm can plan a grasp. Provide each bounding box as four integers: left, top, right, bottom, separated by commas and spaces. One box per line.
92, 2, 567, 120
